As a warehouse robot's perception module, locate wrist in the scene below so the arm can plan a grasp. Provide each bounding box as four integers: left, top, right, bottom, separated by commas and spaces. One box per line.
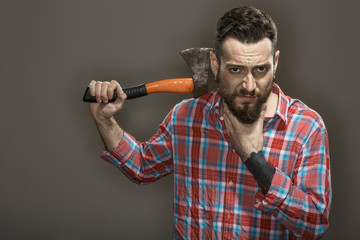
240, 148, 262, 162
94, 116, 124, 151
244, 151, 275, 194
94, 115, 116, 126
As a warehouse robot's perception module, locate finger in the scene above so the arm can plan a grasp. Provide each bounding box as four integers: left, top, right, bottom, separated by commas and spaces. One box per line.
89, 80, 96, 96
95, 81, 103, 103
114, 82, 127, 105
100, 81, 110, 103
222, 105, 237, 136
223, 114, 233, 135
108, 80, 119, 100
222, 100, 230, 118
223, 101, 238, 124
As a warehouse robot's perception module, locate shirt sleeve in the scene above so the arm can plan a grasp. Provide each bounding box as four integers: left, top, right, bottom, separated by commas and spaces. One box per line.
100, 110, 174, 185
254, 126, 331, 239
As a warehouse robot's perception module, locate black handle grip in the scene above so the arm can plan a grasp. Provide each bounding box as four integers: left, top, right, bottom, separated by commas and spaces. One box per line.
123, 83, 148, 99
82, 83, 148, 102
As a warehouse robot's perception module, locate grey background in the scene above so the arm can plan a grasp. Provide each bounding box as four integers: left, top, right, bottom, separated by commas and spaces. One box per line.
1, 0, 359, 239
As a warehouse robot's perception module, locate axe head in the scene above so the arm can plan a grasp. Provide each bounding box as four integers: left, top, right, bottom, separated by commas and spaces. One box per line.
180, 48, 215, 98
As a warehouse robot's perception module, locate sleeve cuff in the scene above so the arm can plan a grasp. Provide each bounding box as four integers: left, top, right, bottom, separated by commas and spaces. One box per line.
254, 168, 292, 211
100, 131, 136, 166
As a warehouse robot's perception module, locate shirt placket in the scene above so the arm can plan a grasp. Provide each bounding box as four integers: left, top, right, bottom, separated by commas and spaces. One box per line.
215, 109, 237, 239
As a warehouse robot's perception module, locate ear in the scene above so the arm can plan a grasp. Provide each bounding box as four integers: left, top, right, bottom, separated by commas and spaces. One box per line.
210, 51, 219, 78
273, 50, 280, 74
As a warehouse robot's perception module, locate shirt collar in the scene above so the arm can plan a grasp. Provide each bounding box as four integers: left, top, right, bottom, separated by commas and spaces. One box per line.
272, 83, 288, 125
208, 89, 222, 115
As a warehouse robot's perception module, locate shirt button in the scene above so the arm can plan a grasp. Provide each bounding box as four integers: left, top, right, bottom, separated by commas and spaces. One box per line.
229, 181, 233, 186
220, 116, 224, 121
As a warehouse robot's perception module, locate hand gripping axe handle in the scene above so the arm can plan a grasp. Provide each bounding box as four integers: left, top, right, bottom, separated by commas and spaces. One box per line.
82, 48, 213, 102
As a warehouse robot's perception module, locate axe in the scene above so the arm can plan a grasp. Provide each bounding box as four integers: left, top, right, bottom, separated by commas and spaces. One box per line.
82, 48, 214, 102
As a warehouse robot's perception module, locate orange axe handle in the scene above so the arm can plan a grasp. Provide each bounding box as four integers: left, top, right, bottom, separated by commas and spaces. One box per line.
146, 78, 193, 94
83, 78, 194, 102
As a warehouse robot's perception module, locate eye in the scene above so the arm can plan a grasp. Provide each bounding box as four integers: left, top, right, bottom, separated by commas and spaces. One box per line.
256, 66, 268, 73
229, 68, 241, 73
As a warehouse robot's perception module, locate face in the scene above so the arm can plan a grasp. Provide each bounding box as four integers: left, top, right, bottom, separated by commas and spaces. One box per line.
211, 37, 279, 124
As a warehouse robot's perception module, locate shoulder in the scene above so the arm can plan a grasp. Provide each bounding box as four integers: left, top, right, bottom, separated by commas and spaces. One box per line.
172, 90, 219, 118
287, 97, 327, 136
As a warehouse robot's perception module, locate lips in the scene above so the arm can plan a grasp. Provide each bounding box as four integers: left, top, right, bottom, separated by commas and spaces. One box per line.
237, 95, 257, 102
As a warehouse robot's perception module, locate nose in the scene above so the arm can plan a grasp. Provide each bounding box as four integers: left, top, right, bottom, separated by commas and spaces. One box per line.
242, 72, 256, 93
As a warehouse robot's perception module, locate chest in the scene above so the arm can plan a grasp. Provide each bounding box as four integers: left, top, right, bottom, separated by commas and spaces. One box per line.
172, 115, 301, 180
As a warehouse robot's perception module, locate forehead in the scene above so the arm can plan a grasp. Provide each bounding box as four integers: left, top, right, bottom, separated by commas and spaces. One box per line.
220, 37, 273, 66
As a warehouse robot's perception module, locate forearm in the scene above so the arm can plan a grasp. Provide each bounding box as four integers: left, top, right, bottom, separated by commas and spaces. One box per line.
94, 116, 124, 151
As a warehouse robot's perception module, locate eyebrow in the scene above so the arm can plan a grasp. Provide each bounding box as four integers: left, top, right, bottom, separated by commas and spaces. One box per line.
225, 63, 271, 68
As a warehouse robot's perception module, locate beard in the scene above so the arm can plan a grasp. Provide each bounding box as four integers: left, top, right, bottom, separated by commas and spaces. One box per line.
218, 76, 273, 124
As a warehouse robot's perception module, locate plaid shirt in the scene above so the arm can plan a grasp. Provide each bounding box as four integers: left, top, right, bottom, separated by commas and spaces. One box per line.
101, 84, 331, 239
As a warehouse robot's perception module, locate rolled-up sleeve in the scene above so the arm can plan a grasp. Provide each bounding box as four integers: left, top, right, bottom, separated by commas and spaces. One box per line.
101, 111, 174, 185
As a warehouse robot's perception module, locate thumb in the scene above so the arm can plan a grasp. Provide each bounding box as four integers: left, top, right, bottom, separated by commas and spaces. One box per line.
113, 85, 127, 104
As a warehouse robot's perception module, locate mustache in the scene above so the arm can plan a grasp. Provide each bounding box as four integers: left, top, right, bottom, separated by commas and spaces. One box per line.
238, 89, 256, 96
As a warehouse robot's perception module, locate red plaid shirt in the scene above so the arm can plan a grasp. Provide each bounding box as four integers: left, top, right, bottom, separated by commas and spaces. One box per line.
101, 84, 331, 239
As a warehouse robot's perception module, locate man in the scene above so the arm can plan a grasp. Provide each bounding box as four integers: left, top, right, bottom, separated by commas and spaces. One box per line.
88, 6, 331, 239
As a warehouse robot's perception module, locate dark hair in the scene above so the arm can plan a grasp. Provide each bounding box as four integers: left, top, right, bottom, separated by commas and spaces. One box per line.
215, 6, 278, 60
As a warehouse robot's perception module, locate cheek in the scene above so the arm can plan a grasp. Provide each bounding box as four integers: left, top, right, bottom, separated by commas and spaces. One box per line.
219, 73, 241, 93
256, 78, 273, 95
219, 79, 238, 96
257, 72, 274, 87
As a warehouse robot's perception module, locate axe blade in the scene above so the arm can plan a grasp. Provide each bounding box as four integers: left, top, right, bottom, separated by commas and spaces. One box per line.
180, 48, 215, 98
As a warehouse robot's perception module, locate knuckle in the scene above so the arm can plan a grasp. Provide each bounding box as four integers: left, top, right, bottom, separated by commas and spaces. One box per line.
101, 89, 108, 97
95, 81, 102, 87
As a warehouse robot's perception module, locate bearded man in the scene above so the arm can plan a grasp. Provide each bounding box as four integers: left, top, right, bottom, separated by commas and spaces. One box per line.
87, 6, 331, 239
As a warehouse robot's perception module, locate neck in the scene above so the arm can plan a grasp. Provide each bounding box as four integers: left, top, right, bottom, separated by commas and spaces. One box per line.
265, 92, 278, 118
